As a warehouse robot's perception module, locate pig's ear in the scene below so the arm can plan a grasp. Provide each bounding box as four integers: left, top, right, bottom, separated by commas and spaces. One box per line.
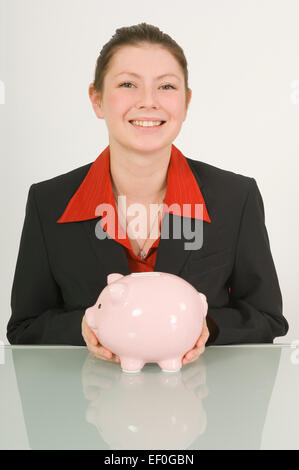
198, 292, 208, 317
107, 282, 126, 304
107, 273, 124, 284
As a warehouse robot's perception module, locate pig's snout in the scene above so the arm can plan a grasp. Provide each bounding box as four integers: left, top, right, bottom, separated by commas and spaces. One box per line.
85, 306, 97, 330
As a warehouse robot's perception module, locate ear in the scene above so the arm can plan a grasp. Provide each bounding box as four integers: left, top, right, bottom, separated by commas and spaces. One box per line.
183, 88, 192, 121
88, 83, 105, 119
107, 282, 126, 304
186, 88, 192, 106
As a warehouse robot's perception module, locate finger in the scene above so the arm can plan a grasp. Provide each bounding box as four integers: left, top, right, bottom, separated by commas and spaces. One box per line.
94, 345, 113, 359
84, 324, 99, 347
82, 315, 98, 346
82, 316, 119, 360
90, 345, 120, 363
98, 346, 120, 362
91, 348, 112, 361
185, 343, 204, 360
89, 331, 99, 347
196, 327, 210, 347
195, 344, 206, 356
183, 347, 196, 361
112, 355, 121, 363
183, 345, 205, 364
92, 350, 120, 363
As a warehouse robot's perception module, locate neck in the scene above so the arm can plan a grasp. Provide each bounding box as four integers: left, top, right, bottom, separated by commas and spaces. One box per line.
109, 141, 171, 203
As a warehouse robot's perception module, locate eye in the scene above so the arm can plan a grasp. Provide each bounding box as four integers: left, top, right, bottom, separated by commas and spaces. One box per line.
161, 84, 175, 90
119, 82, 135, 88
98, 303, 102, 309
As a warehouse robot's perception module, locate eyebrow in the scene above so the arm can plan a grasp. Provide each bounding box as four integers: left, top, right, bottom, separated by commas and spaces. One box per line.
114, 72, 181, 81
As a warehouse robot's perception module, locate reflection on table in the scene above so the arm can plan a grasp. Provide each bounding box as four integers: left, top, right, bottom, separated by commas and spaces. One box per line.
1, 344, 298, 449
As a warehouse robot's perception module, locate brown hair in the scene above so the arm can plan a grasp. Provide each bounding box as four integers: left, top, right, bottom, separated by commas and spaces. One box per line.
93, 22, 190, 105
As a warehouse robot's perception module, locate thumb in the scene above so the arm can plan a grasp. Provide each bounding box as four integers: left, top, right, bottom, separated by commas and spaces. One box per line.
88, 327, 99, 346
84, 317, 99, 346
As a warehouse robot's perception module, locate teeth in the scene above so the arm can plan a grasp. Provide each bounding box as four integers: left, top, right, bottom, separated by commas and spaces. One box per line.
130, 120, 163, 127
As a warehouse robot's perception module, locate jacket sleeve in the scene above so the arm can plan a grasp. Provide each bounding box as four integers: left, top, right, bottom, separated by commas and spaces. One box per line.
7, 184, 86, 345
207, 178, 289, 345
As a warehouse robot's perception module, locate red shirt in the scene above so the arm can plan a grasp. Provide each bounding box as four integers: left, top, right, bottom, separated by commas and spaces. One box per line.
57, 144, 211, 273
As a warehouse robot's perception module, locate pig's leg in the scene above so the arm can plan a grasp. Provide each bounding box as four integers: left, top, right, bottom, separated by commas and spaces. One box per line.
158, 358, 182, 372
120, 357, 145, 373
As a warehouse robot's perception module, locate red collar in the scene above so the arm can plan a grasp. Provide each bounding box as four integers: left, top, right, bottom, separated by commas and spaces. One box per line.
57, 144, 211, 249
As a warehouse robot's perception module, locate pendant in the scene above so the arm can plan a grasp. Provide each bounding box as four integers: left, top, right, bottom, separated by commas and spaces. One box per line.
138, 250, 147, 260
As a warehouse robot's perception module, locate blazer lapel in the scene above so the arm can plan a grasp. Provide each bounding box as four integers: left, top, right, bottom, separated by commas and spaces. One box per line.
82, 218, 131, 276
155, 158, 209, 275
154, 212, 206, 274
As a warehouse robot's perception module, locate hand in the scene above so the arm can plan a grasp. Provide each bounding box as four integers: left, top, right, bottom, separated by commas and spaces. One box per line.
182, 317, 209, 366
81, 314, 120, 363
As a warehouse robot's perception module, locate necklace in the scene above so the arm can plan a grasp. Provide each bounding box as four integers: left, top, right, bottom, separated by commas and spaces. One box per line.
112, 183, 166, 260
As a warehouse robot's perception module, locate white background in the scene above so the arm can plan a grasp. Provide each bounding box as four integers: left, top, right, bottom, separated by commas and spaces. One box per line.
0, 0, 298, 344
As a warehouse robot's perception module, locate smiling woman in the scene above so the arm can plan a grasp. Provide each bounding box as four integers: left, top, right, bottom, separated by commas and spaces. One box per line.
7, 23, 288, 364
88, 40, 191, 157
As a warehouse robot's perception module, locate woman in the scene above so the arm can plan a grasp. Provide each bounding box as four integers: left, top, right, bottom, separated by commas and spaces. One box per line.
7, 23, 288, 365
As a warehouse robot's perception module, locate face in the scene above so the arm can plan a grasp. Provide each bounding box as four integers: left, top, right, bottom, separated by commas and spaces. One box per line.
89, 44, 192, 155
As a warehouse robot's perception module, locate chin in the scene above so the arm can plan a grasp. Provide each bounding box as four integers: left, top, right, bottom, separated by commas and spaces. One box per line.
112, 132, 174, 154
133, 135, 175, 150
135, 145, 169, 155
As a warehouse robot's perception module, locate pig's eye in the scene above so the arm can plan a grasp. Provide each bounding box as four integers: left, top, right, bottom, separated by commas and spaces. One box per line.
98, 303, 101, 309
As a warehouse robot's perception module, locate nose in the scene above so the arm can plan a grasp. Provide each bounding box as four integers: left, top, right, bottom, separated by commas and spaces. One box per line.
136, 85, 159, 109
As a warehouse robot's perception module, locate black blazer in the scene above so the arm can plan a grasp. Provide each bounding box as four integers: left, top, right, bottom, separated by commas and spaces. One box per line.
7, 156, 289, 345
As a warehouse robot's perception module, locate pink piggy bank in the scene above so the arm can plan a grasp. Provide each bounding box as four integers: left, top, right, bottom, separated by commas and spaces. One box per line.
85, 272, 208, 373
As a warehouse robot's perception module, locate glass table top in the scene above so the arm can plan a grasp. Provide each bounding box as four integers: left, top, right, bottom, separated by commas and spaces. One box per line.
1, 344, 298, 450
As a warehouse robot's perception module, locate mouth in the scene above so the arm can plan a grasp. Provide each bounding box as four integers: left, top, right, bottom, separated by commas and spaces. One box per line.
129, 120, 166, 129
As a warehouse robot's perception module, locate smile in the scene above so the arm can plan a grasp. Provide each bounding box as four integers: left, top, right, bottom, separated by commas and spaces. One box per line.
129, 120, 166, 128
